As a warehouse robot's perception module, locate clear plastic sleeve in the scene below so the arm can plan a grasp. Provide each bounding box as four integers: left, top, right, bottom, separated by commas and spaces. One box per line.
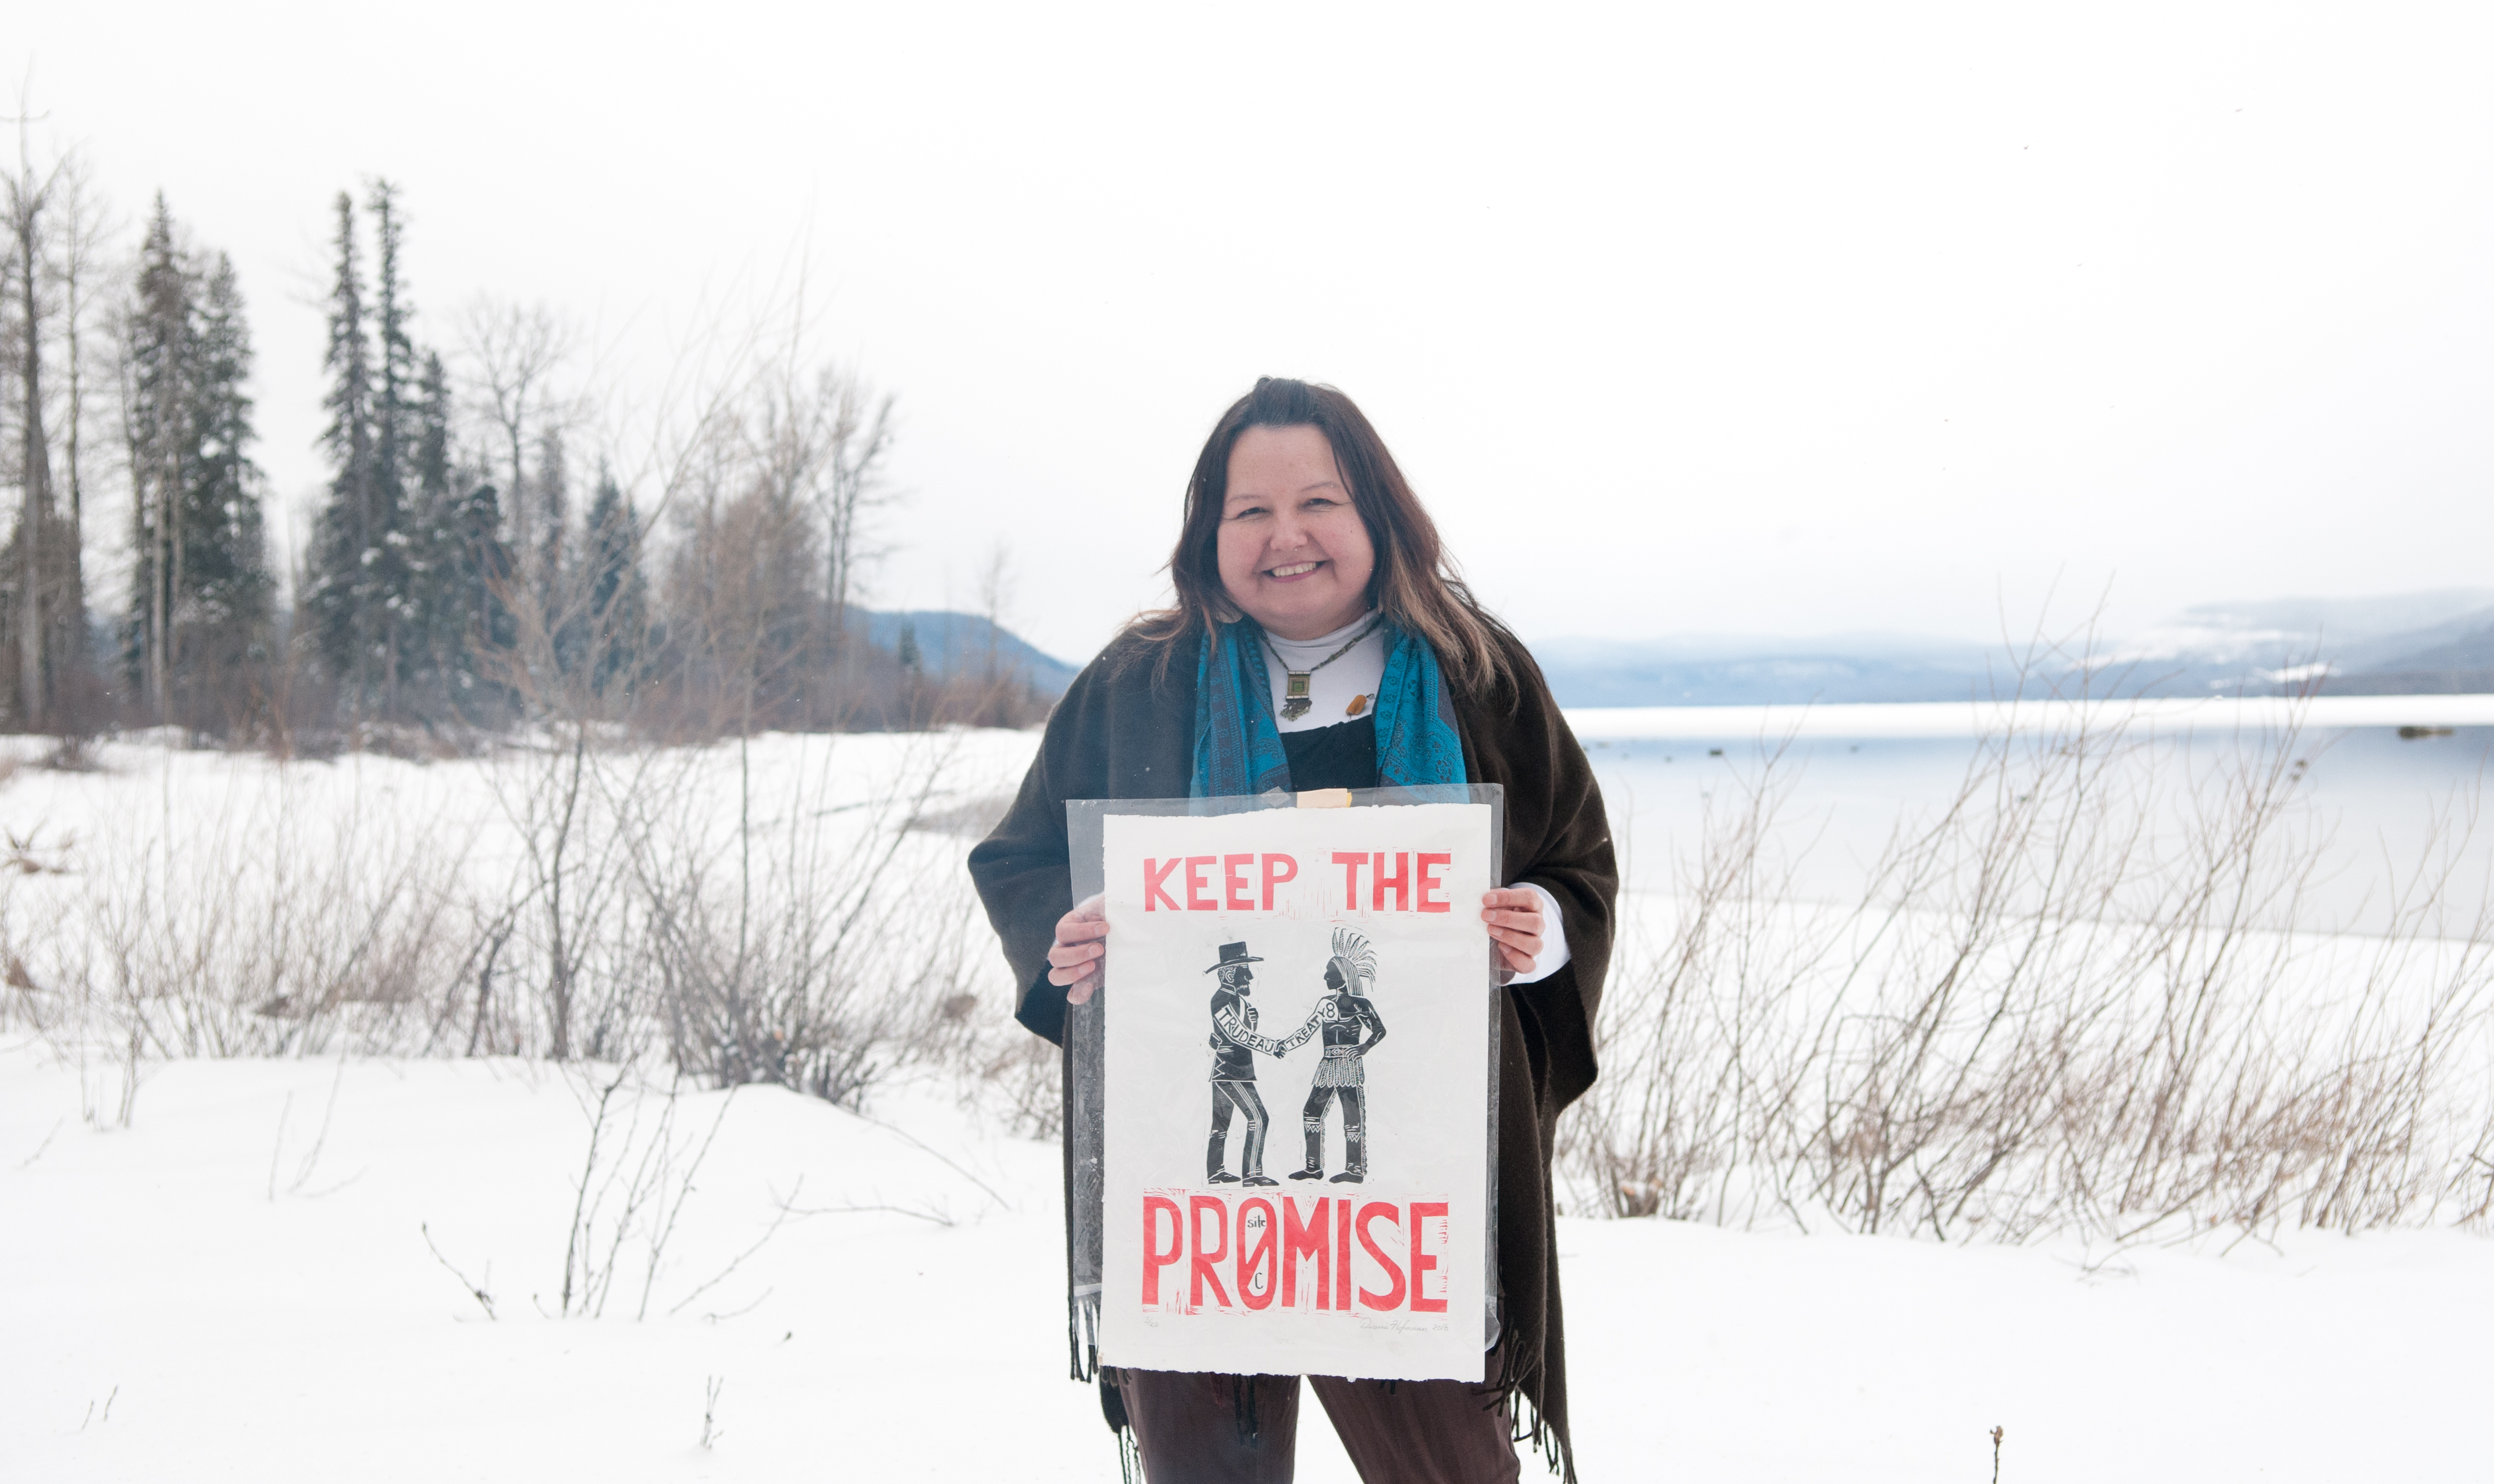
1065, 783, 1505, 1371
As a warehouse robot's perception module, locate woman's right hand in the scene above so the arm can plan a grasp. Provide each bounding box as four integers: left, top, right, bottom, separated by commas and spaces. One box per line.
1048, 893, 1109, 1004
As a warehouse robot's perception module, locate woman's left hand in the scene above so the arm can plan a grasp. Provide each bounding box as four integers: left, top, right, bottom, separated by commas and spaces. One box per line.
1480, 887, 1544, 980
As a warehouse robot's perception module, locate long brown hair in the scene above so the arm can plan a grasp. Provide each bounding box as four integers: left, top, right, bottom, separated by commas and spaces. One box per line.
1130, 377, 1514, 697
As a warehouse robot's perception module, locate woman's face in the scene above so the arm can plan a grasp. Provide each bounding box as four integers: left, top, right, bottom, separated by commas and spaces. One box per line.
1217, 424, 1377, 641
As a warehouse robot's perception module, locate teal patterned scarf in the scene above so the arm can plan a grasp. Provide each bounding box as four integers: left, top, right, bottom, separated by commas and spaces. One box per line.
1189, 616, 1468, 797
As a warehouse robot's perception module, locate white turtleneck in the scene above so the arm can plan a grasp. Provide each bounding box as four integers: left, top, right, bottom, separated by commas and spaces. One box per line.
1257, 612, 1571, 986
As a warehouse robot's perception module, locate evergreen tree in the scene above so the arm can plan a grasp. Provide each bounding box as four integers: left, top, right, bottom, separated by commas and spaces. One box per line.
121, 203, 270, 722
535, 422, 571, 669
304, 183, 426, 718
365, 181, 416, 707
122, 196, 188, 706
184, 255, 272, 647
582, 467, 648, 701
305, 191, 375, 709
413, 351, 452, 512
368, 181, 414, 523
440, 477, 517, 715
403, 348, 455, 698
404, 351, 515, 717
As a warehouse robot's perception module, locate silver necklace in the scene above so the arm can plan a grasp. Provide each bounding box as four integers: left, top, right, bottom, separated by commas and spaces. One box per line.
1263, 617, 1381, 721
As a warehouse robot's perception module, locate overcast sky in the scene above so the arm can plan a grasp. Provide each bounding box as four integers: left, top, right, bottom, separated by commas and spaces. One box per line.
11, 3, 2491, 662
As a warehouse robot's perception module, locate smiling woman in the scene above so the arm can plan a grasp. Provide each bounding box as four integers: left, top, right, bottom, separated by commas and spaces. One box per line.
1217, 424, 1378, 641
1147, 379, 1514, 695
968, 377, 1619, 1482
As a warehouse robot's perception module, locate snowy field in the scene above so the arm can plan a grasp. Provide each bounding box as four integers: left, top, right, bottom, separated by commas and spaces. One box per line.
3, 711, 2492, 1480
7, 1040, 2491, 1482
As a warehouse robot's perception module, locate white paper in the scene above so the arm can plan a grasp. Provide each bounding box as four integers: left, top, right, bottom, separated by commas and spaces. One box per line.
1098, 802, 1493, 1380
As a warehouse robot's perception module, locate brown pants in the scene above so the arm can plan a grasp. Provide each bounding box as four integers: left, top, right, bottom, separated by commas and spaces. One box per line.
1109, 1358, 1522, 1484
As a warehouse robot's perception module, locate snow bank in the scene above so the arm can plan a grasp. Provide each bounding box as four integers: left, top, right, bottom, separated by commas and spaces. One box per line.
6, 1038, 2489, 1481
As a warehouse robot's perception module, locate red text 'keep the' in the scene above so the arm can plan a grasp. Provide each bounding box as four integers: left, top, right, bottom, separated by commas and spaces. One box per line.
1142, 853, 1453, 914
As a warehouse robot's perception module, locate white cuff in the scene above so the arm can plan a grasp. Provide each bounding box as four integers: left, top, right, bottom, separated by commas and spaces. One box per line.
1506, 882, 1572, 985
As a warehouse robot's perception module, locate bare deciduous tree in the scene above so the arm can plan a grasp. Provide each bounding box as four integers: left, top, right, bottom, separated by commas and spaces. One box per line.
814, 371, 894, 661
47, 153, 102, 670
459, 297, 576, 599
3, 100, 82, 731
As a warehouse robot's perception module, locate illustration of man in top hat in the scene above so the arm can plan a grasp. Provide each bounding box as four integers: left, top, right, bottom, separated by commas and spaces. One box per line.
1204, 941, 1317, 1185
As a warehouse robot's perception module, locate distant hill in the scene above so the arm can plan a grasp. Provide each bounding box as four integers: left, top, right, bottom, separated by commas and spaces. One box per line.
858, 610, 1083, 698
1529, 589, 2494, 707
2314, 602, 2494, 695
2122, 590, 2494, 697
1529, 633, 2004, 707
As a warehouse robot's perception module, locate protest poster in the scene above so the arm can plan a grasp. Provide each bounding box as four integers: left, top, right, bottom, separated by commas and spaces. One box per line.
1088, 793, 1498, 1382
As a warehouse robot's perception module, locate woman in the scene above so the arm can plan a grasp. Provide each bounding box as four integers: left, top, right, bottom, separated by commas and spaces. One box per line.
970, 378, 1613, 1483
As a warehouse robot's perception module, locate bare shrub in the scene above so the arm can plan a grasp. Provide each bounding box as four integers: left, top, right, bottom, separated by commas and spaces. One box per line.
556, 1065, 738, 1321
9, 717, 1022, 1142
469, 725, 658, 1064
4, 772, 476, 1063
1566, 688, 2494, 1242
970, 1029, 1065, 1139
1569, 739, 1829, 1223
619, 732, 988, 1105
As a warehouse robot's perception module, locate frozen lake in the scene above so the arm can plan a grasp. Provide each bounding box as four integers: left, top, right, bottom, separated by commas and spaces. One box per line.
1577, 703, 2494, 938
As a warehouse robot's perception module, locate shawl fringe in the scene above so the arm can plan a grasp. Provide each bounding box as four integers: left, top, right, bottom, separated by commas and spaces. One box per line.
1068, 1288, 1101, 1382
1098, 1369, 1142, 1483
1497, 1354, 1577, 1484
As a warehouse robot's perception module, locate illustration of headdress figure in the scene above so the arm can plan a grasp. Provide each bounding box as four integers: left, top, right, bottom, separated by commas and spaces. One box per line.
1292, 926, 1391, 1184
1327, 926, 1377, 994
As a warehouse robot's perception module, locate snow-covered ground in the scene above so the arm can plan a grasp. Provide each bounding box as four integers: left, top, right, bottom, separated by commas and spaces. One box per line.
6, 1037, 2490, 1481
3, 719, 2492, 1480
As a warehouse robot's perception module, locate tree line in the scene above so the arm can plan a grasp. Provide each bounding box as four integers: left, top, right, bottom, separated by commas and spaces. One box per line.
2, 139, 1043, 750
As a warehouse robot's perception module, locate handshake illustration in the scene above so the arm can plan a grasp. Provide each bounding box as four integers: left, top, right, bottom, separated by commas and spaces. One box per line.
1257, 995, 1374, 1058
1205, 930, 1392, 1186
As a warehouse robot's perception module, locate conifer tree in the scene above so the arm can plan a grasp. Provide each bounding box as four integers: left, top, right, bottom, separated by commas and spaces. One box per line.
582, 467, 648, 701
403, 348, 455, 699
303, 182, 428, 718
413, 350, 452, 508
405, 350, 515, 716
369, 181, 414, 525
306, 191, 376, 710
183, 255, 272, 648
535, 423, 571, 670
412, 349, 453, 511
439, 477, 516, 716
122, 196, 189, 708
121, 202, 270, 721
365, 181, 416, 707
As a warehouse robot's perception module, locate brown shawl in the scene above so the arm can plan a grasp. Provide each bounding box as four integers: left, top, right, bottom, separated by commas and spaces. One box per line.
968, 623, 1615, 1479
